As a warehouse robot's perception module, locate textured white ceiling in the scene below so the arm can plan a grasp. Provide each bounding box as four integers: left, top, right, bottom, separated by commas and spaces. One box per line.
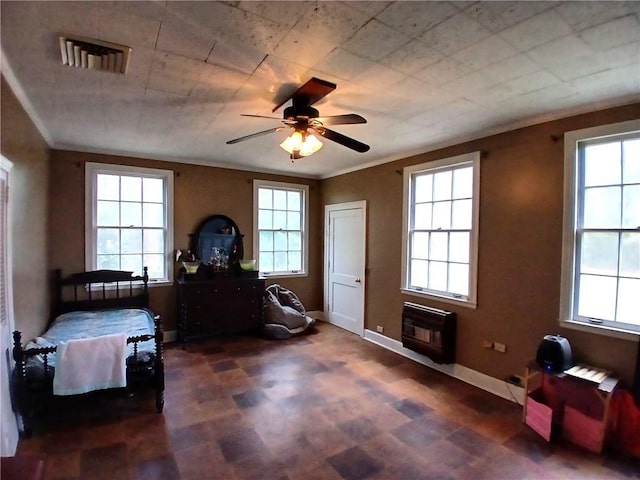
1, 1, 639, 178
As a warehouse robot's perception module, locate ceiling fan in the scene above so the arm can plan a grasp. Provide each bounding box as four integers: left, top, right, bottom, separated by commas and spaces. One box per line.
226, 77, 370, 160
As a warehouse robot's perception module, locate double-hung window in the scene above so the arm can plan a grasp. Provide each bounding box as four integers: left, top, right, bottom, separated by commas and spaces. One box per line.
401, 151, 480, 308
253, 180, 308, 277
85, 162, 174, 284
560, 120, 640, 337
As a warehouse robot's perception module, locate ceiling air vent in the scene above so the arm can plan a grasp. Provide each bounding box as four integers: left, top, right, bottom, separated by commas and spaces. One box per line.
59, 35, 131, 74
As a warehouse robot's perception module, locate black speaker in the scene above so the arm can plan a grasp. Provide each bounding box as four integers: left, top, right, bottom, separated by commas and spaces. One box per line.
536, 334, 573, 373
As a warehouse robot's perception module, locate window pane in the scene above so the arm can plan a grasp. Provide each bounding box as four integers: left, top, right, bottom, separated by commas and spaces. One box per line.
288, 251, 301, 271
121, 176, 141, 201
584, 142, 621, 187
258, 188, 272, 209
121, 229, 142, 254
287, 211, 301, 230
274, 251, 287, 271
617, 278, 640, 325
430, 232, 448, 261
410, 259, 428, 288
143, 178, 164, 202
288, 231, 301, 251
97, 254, 119, 270
620, 233, 640, 278
97, 174, 119, 200
583, 186, 620, 229
412, 232, 429, 259
273, 190, 287, 210
414, 203, 432, 229
143, 203, 164, 227
432, 201, 451, 229
452, 167, 472, 199
414, 174, 432, 203
451, 199, 472, 229
260, 231, 274, 251
428, 261, 447, 291
97, 200, 119, 226
622, 185, 640, 229
97, 228, 119, 254
90, 165, 171, 282
274, 231, 287, 250
577, 274, 616, 320
433, 171, 452, 200
260, 252, 273, 272
623, 139, 640, 183
449, 263, 469, 296
143, 229, 164, 254
258, 209, 272, 229
121, 202, 141, 227
273, 210, 287, 230
122, 254, 142, 275
580, 232, 619, 276
449, 232, 469, 263
144, 254, 164, 279
287, 191, 301, 211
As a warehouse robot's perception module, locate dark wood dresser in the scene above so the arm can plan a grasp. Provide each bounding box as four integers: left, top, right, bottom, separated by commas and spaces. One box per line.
177, 276, 265, 344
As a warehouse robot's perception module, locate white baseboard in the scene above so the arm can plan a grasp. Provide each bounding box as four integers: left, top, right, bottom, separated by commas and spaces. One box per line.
363, 329, 525, 405
307, 310, 325, 322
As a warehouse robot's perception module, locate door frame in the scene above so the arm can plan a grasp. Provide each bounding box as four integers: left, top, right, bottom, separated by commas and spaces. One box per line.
1, 155, 18, 455
323, 200, 367, 336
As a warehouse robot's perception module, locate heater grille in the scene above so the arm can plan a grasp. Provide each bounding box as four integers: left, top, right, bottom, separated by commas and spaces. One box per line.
59, 35, 131, 74
402, 302, 456, 364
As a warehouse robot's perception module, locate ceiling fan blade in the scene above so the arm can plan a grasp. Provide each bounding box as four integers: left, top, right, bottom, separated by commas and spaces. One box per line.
314, 114, 367, 126
226, 127, 285, 145
272, 77, 336, 113
316, 127, 370, 153
241, 114, 282, 120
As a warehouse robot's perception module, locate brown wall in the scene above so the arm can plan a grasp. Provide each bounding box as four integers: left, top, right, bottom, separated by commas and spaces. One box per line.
4, 68, 638, 388
322, 103, 640, 386
0, 75, 51, 342
48, 151, 323, 331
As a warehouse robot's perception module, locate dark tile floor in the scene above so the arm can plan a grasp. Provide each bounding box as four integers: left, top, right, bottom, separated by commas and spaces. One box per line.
14, 322, 640, 479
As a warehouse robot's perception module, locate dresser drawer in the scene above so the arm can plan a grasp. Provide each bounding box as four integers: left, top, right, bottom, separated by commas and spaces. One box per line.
178, 277, 265, 343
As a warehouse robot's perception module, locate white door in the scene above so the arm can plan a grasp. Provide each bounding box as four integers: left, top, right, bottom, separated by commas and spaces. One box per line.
0, 156, 18, 455
324, 201, 366, 335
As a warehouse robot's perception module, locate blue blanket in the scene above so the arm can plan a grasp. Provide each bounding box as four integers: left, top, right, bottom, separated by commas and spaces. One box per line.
26, 308, 155, 369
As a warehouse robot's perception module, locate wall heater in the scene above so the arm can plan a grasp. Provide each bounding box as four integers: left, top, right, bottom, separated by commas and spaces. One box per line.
402, 302, 456, 364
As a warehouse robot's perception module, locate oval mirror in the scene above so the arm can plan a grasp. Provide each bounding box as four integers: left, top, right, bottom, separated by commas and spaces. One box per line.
190, 214, 244, 266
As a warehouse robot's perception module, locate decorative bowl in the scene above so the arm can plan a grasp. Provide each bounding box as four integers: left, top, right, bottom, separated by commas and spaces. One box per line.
182, 261, 201, 274
239, 259, 256, 271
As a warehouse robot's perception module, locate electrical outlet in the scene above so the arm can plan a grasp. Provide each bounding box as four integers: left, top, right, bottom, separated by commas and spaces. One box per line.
376, 325, 384, 333
494, 342, 507, 353
482, 340, 493, 349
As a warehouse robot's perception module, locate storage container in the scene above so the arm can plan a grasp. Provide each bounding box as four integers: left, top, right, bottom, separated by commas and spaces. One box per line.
562, 405, 606, 453
525, 388, 557, 441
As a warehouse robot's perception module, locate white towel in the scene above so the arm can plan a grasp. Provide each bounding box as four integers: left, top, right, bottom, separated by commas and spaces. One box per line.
53, 333, 127, 396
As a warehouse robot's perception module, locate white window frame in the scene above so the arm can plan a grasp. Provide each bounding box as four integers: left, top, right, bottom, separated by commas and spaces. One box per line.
560, 119, 640, 339
253, 179, 309, 278
85, 162, 174, 286
401, 151, 481, 308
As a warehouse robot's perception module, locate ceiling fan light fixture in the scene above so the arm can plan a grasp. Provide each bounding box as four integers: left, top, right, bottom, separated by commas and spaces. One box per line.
279, 131, 323, 157
299, 133, 323, 156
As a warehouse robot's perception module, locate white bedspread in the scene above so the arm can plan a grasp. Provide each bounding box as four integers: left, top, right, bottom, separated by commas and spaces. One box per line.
53, 333, 127, 396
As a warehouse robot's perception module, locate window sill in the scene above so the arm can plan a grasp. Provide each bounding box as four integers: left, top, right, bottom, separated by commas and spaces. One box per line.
559, 320, 639, 341
260, 272, 308, 280
401, 288, 477, 309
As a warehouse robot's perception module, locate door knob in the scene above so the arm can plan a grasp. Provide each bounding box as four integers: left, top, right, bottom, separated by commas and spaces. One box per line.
355, 278, 362, 283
